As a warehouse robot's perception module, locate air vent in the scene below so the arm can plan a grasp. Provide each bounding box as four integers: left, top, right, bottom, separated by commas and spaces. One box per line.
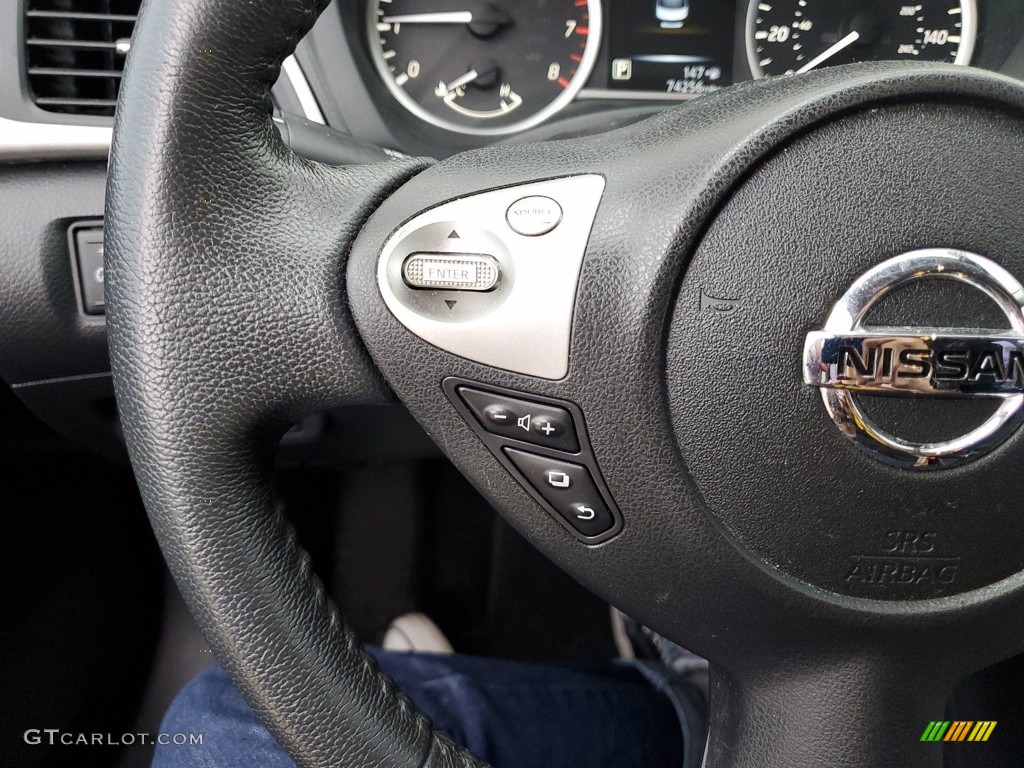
25, 0, 140, 117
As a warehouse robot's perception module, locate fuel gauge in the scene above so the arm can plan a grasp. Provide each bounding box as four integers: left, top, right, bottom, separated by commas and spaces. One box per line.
369, 0, 602, 136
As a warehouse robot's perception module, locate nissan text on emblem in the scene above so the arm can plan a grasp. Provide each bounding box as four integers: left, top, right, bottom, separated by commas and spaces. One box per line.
803, 249, 1024, 470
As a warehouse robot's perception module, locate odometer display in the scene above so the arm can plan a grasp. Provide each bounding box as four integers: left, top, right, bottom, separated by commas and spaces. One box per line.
368, 0, 601, 136
747, 0, 978, 79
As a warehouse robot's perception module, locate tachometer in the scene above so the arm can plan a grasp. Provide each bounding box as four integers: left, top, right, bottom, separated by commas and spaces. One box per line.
746, 0, 977, 79
368, 0, 601, 136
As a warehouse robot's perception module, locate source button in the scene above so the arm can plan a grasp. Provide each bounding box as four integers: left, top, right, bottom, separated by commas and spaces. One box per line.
506, 196, 563, 237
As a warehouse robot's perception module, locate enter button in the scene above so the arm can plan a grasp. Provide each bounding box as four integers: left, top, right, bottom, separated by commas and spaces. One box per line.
506, 195, 563, 237
402, 253, 499, 292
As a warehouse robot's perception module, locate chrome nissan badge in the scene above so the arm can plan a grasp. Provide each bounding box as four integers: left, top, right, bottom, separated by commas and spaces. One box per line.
803, 249, 1024, 470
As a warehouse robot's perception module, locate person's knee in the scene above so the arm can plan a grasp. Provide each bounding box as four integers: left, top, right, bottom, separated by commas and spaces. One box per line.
153, 665, 295, 768
159, 664, 233, 733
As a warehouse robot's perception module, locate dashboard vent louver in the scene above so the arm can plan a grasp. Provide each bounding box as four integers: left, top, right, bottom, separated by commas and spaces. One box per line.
24, 0, 140, 117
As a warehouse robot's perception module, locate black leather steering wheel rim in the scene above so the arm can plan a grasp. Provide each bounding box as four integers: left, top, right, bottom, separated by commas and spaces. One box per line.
105, 1, 484, 765
106, 0, 1024, 766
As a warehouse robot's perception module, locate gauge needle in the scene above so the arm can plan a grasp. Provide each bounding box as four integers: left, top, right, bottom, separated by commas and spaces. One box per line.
382, 11, 474, 24
435, 69, 480, 97
446, 69, 480, 91
796, 31, 861, 74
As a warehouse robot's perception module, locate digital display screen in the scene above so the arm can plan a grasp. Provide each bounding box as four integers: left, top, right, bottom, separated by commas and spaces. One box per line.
605, 0, 736, 96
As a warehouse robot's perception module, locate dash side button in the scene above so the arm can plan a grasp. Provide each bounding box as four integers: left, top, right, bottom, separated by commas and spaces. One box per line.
74, 228, 106, 315
506, 196, 563, 237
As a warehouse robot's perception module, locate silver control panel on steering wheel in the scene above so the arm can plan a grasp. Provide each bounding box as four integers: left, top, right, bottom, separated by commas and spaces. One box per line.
377, 176, 606, 380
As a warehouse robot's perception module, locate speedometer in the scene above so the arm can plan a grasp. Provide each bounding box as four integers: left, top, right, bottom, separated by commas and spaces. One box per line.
746, 0, 978, 79
368, 0, 601, 136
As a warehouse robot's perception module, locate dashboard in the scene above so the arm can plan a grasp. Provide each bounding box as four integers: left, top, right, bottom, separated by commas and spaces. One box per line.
313, 0, 1024, 155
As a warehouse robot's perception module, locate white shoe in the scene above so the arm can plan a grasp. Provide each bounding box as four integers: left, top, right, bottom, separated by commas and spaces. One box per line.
382, 612, 454, 654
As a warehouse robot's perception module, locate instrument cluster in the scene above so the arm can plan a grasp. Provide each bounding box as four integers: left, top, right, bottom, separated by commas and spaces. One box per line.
359, 0, 1004, 139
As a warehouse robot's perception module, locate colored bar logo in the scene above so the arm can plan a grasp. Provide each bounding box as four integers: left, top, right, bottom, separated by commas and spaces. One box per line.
921, 721, 997, 742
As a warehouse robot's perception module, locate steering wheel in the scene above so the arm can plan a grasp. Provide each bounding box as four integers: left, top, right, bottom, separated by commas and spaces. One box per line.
104, 0, 1024, 766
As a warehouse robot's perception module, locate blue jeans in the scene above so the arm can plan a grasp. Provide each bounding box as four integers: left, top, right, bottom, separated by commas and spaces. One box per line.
153, 649, 705, 768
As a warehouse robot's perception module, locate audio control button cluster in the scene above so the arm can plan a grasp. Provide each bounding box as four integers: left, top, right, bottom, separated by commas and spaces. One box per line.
458, 387, 579, 453
445, 378, 623, 544
377, 175, 606, 380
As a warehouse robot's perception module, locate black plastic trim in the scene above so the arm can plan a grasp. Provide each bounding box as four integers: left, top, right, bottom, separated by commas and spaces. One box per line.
443, 376, 623, 544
